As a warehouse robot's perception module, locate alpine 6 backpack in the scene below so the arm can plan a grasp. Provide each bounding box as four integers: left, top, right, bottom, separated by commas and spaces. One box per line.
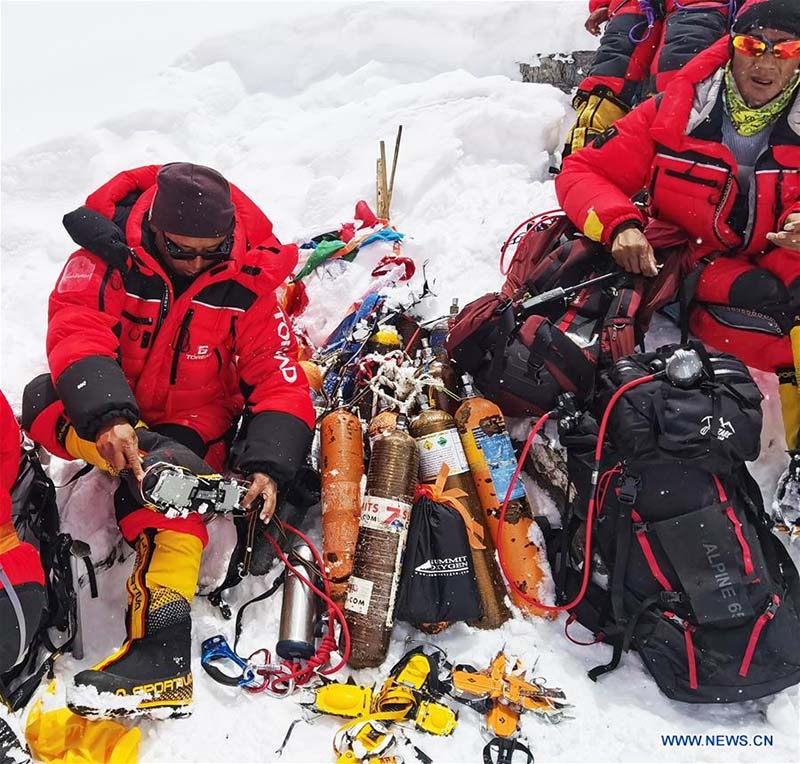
445, 212, 690, 417
553, 345, 800, 703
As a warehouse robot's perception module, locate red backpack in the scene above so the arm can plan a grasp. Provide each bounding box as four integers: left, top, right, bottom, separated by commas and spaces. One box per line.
446, 212, 691, 416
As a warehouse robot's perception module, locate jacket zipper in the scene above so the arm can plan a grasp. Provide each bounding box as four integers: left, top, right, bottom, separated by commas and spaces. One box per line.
169, 309, 194, 385
712, 172, 739, 249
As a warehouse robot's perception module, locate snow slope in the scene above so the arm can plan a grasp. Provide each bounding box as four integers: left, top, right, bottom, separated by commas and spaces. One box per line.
1, 2, 798, 763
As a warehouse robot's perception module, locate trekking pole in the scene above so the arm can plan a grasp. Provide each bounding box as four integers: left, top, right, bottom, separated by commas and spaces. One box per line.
519, 270, 621, 313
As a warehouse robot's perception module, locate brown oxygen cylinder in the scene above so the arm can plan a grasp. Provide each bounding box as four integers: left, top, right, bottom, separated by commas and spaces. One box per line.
345, 414, 419, 668
321, 405, 365, 603
367, 404, 398, 451
410, 401, 511, 630
418, 339, 459, 415
454, 376, 553, 618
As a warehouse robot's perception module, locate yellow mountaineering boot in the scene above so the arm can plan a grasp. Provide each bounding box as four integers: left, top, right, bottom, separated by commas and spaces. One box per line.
67, 529, 202, 719
775, 369, 800, 531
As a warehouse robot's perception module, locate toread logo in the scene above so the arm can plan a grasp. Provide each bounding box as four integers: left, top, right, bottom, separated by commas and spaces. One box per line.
414, 556, 469, 577
700, 416, 736, 441
185, 345, 210, 361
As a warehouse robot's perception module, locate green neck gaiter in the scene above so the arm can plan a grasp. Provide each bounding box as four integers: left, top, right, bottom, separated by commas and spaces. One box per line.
724, 64, 800, 137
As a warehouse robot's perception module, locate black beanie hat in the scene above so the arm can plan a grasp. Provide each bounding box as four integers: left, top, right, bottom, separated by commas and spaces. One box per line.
733, 0, 800, 38
149, 162, 235, 238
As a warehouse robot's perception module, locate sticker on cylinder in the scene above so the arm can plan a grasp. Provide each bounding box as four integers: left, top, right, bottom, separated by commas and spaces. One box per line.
416, 428, 469, 480
359, 495, 412, 534
345, 576, 374, 615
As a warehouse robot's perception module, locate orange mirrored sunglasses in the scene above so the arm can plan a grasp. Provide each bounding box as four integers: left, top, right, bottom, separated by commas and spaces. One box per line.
732, 34, 800, 60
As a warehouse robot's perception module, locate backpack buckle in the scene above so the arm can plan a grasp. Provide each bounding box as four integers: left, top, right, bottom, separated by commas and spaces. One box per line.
659, 591, 685, 606
764, 595, 781, 620
617, 475, 639, 505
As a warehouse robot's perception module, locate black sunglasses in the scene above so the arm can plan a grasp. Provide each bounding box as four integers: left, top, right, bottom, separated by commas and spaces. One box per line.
163, 233, 234, 261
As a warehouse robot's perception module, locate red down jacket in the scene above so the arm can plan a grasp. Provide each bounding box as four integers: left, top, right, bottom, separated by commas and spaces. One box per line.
0, 389, 45, 605
557, 38, 800, 259
47, 166, 314, 484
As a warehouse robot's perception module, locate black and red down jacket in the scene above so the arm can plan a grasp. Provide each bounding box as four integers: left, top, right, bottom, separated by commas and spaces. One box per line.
557, 38, 800, 259
48, 165, 314, 484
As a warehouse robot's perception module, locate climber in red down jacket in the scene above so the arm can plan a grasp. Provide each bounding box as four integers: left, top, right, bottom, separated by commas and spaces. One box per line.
556, 0, 800, 521
0, 390, 45, 680
21, 163, 315, 718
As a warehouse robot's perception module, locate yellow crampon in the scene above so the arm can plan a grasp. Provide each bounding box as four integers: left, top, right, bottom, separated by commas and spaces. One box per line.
312, 682, 374, 719
308, 649, 458, 762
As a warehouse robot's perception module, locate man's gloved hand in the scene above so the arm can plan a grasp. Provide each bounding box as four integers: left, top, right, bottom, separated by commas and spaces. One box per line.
585, 6, 610, 36
95, 418, 144, 480
241, 472, 278, 523
611, 225, 659, 276
766, 213, 800, 253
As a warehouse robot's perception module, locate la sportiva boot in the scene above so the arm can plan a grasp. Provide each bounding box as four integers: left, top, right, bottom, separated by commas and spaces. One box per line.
68, 528, 202, 719
774, 369, 800, 533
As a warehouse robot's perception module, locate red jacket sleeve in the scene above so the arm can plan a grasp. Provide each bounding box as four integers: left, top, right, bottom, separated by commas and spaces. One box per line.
589, 0, 610, 12
46, 251, 139, 438
231, 294, 314, 485
556, 96, 659, 245
0, 391, 19, 525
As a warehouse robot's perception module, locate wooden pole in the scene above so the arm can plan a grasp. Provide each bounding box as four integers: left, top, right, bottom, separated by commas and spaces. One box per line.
386, 125, 403, 215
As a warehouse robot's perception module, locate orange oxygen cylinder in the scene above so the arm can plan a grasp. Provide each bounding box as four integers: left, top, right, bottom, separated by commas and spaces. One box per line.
321, 405, 365, 602
454, 376, 553, 617
345, 414, 419, 668
410, 401, 511, 630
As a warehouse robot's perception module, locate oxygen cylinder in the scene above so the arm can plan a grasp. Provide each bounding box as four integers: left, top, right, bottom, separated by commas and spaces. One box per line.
429, 298, 460, 360
410, 402, 511, 630
345, 415, 419, 668
367, 405, 398, 451
454, 376, 553, 617
277, 543, 318, 660
321, 406, 365, 602
417, 339, 459, 415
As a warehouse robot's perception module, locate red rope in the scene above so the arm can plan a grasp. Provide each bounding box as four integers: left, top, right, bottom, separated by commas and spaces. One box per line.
499, 210, 565, 275
495, 374, 657, 615
250, 519, 351, 693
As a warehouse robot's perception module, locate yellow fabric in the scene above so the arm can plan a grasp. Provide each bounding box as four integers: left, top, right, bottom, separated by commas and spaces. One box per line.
64, 421, 148, 475
146, 530, 203, 603
779, 375, 800, 452
565, 90, 628, 156
64, 428, 117, 474
0, 521, 20, 554
583, 209, 605, 243
26, 700, 140, 764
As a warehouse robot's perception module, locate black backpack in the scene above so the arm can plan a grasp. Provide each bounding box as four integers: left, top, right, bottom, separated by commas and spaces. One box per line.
552, 345, 800, 703
0, 444, 96, 711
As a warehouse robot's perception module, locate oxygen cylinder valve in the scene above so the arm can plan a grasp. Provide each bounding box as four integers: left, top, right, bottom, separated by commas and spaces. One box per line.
556, 393, 580, 434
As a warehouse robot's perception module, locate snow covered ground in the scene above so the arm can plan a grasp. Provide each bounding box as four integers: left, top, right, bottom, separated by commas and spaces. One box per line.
1, 2, 798, 763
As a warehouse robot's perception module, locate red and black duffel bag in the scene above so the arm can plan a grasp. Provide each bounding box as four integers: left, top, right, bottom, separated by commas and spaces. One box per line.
446, 212, 691, 416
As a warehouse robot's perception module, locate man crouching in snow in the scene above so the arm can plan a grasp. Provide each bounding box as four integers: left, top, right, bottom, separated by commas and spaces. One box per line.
20, 163, 315, 718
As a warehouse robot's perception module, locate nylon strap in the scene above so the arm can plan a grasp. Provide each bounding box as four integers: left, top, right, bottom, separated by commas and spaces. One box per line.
0, 563, 26, 667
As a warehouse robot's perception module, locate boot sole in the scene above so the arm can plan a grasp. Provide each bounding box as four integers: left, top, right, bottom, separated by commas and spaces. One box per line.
67, 699, 193, 721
